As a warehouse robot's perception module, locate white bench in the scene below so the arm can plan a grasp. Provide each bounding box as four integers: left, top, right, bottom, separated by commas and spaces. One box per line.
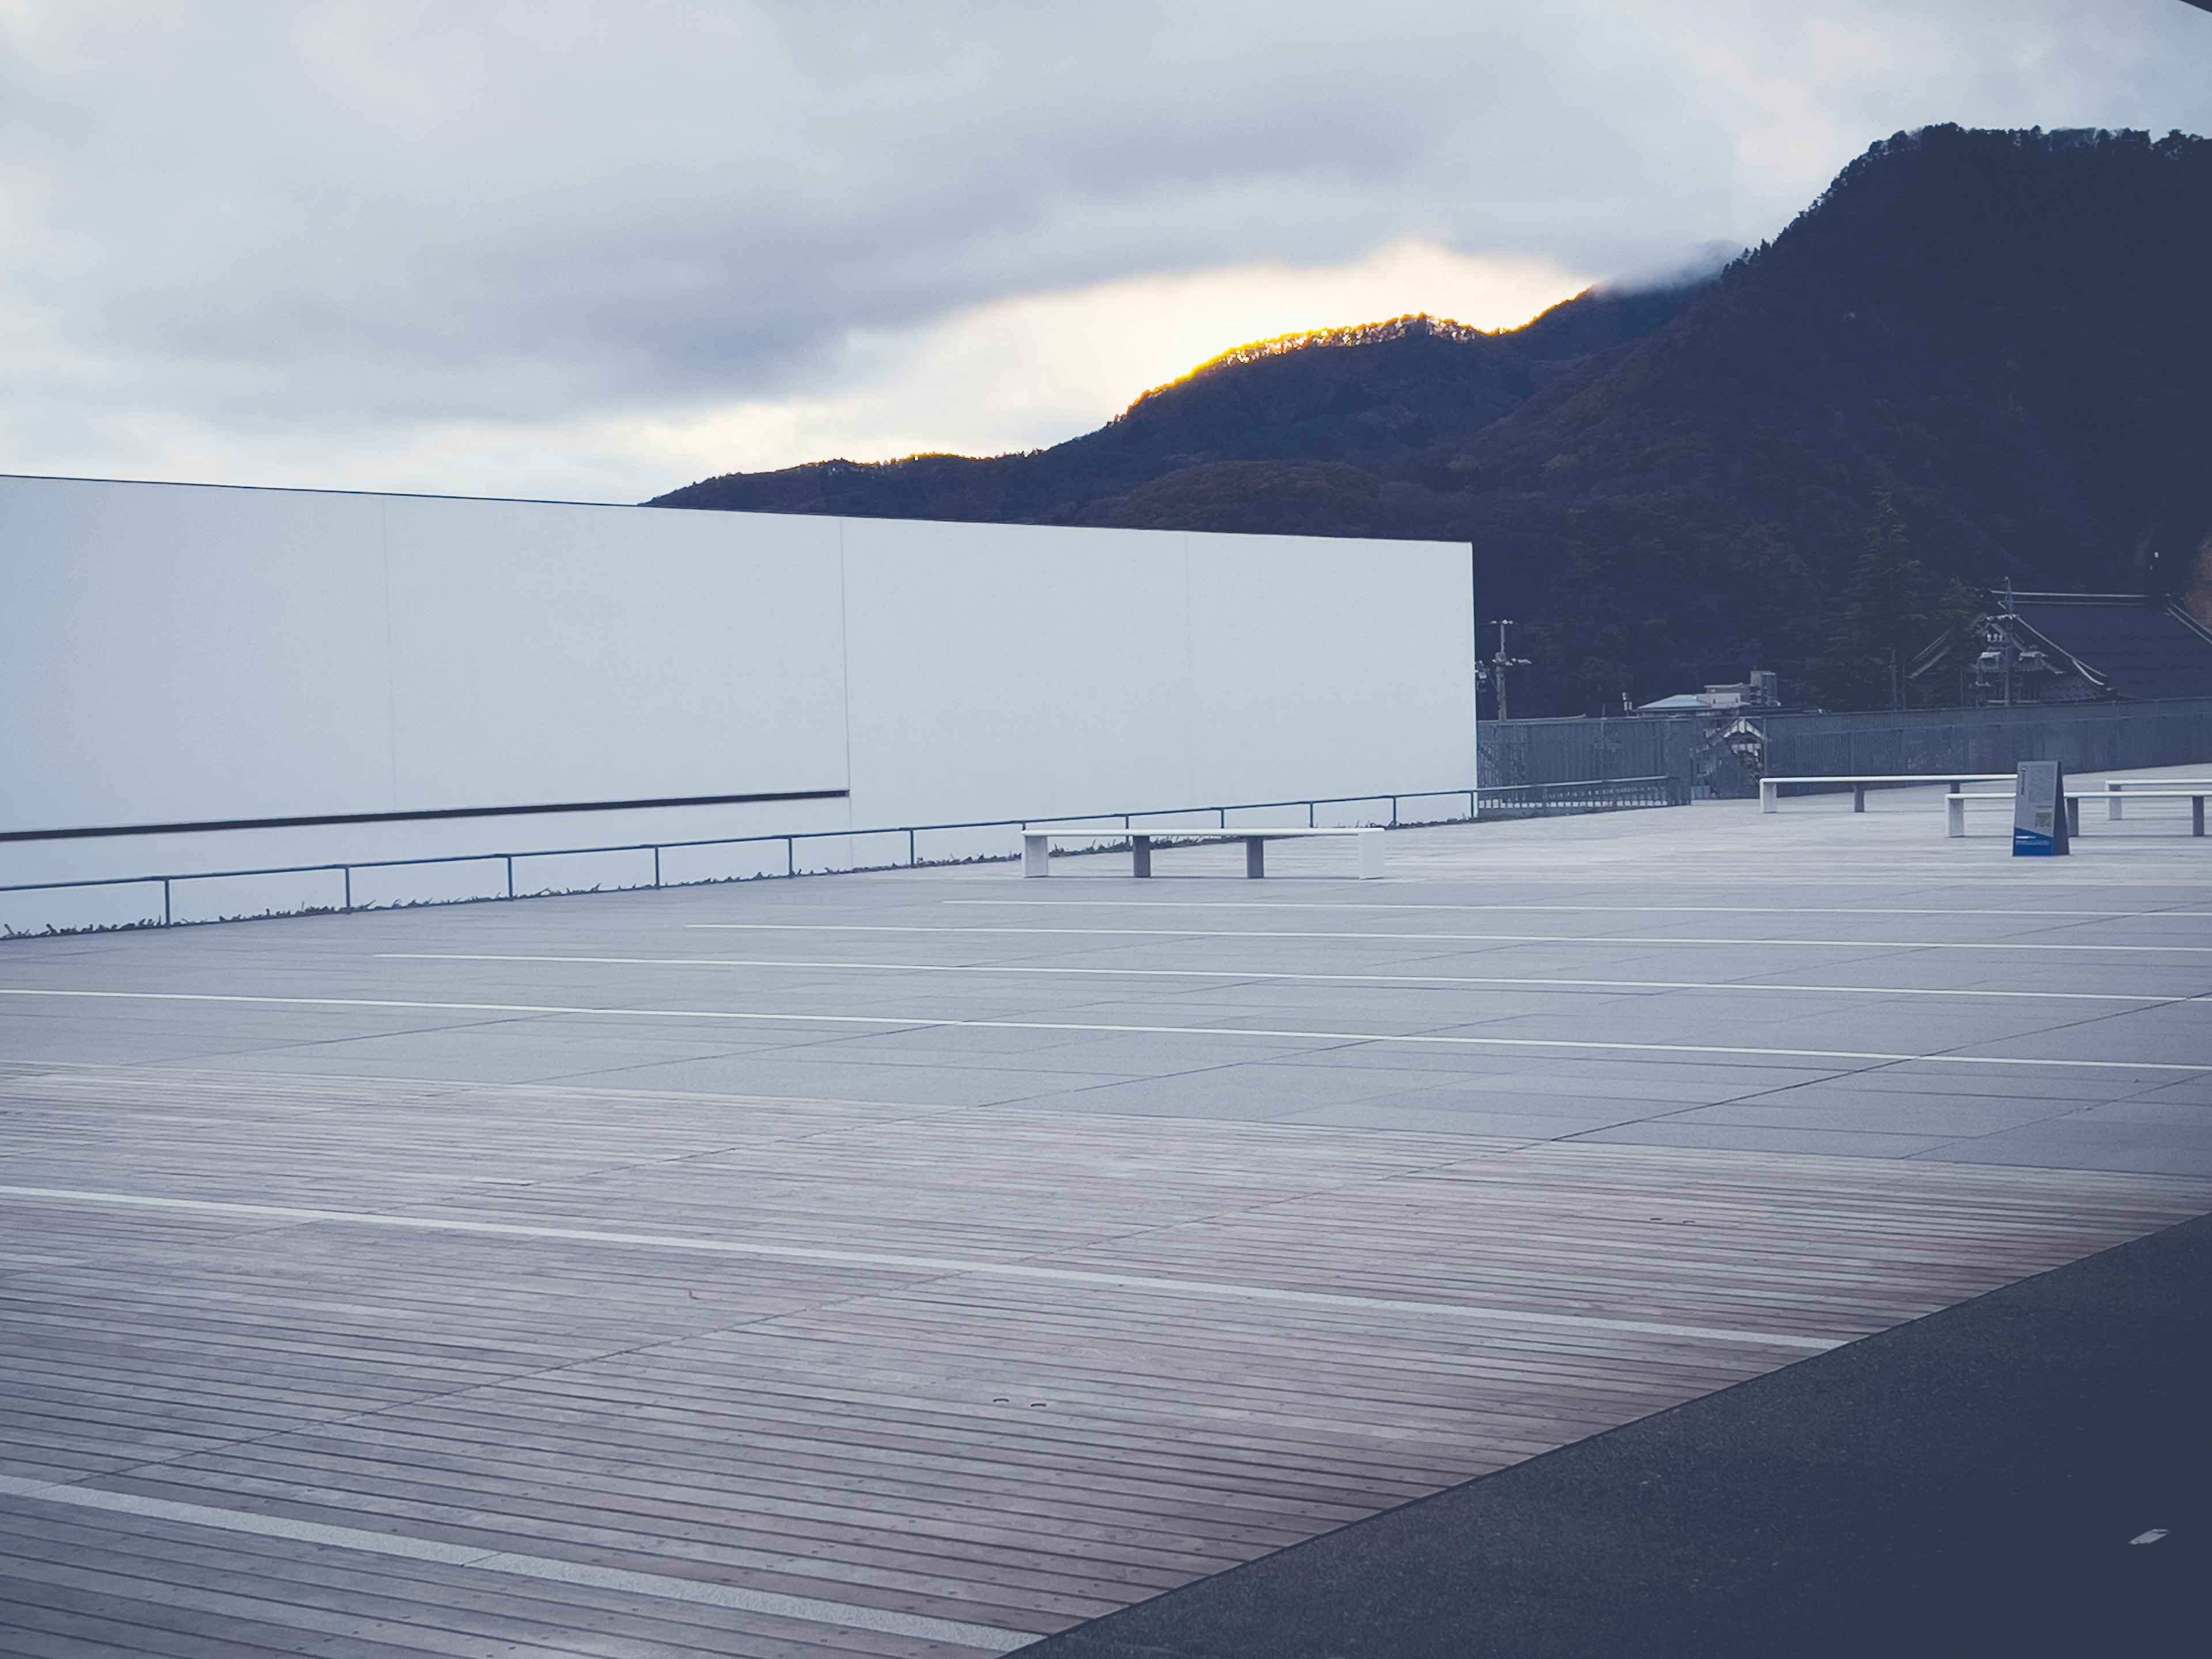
1761, 774, 2013, 813
1947, 790, 2207, 838
2104, 778, 2212, 819
1021, 825, 1387, 879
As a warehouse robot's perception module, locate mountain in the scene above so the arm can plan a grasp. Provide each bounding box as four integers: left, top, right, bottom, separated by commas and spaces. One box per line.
650, 126, 2212, 714
650, 283, 1705, 529
1442, 126, 2212, 711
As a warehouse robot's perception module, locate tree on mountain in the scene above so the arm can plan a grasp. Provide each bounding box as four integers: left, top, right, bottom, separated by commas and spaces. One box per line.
1804, 493, 1932, 711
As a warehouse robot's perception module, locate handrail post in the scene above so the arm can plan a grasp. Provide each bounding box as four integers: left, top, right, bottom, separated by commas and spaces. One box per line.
343, 868, 352, 912
162, 877, 171, 927
653, 847, 662, 888
505, 855, 514, 900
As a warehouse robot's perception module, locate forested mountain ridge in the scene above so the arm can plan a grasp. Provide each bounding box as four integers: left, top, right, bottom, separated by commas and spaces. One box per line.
650, 281, 1706, 529
1443, 125, 2212, 709
651, 126, 2212, 714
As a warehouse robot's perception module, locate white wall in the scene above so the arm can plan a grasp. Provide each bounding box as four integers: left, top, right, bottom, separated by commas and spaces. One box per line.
838, 516, 1474, 827
2, 474, 1474, 930
5, 478, 850, 832
384, 495, 849, 815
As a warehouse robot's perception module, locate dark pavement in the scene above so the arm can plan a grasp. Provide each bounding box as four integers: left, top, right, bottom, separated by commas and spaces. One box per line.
1023, 1207, 2212, 1659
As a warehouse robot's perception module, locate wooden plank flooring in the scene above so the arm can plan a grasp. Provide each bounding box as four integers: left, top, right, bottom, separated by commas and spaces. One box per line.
2, 1061, 2208, 1656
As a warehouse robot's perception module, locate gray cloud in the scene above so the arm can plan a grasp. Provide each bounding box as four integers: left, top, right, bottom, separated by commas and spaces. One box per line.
1, 0, 2206, 486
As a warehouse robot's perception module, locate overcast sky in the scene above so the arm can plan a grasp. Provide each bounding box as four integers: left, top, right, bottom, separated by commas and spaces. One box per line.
2, 1, 2206, 502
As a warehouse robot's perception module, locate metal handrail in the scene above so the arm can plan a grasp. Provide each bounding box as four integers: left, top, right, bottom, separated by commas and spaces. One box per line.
1479, 775, 1669, 793
1474, 775, 1674, 818
1, 786, 1489, 929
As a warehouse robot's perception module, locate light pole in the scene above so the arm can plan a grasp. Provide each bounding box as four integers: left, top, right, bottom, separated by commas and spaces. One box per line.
1487, 620, 1532, 721
1970, 580, 2051, 707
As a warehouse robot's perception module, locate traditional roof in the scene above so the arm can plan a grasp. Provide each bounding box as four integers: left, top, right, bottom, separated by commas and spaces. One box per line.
1908, 593, 2212, 704
2007, 595, 2212, 702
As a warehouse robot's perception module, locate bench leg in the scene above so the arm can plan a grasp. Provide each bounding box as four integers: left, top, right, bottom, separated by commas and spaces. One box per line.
1132, 835, 1152, 878
1359, 834, 1385, 879
1947, 796, 1965, 839
2066, 798, 2081, 839
2195, 797, 2205, 838
2109, 784, 2123, 821
1760, 780, 1777, 814
1022, 834, 1050, 878
1245, 837, 1265, 878
1853, 784, 1866, 813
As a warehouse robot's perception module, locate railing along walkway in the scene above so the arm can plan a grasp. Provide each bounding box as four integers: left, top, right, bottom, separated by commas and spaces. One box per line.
1476, 775, 1674, 816
2, 787, 1487, 930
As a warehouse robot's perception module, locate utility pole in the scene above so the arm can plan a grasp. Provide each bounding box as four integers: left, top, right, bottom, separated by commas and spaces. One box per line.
1999, 579, 2017, 707
1488, 620, 1532, 721
1971, 579, 2052, 707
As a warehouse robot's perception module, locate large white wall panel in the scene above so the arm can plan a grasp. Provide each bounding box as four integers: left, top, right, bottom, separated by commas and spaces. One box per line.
1, 476, 393, 834
838, 518, 1200, 827
838, 517, 1473, 828
380, 497, 847, 810
1184, 531, 1474, 805
0, 480, 853, 839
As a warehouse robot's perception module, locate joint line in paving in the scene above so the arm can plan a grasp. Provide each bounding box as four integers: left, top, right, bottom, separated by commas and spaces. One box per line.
946, 900, 2212, 920
683, 922, 2212, 955
3, 987, 2204, 1074
373, 952, 2208, 1006
0, 1184, 1843, 1350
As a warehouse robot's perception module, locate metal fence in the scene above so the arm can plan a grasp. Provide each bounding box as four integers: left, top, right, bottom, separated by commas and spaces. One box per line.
1760, 698, 2212, 791
1476, 777, 1676, 817
1476, 718, 1696, 805
1483, 696, 2212, 804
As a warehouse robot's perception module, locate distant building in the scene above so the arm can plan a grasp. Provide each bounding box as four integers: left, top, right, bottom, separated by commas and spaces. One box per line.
1637, 669, 1783, 714
1908, 590, 2212, 706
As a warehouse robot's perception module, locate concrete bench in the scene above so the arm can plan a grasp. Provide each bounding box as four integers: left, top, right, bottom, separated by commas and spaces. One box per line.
1761, 774, 2013, 814
2104, 779, 2212, 819
1947, 791, 2207, 838
1021, 825, 1387, 879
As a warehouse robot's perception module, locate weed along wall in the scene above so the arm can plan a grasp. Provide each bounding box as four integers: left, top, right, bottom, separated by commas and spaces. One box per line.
1, 474, 1476, 931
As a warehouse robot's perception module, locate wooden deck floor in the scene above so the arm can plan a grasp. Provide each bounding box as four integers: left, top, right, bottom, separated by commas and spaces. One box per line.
3, 1061, 2206, 1657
